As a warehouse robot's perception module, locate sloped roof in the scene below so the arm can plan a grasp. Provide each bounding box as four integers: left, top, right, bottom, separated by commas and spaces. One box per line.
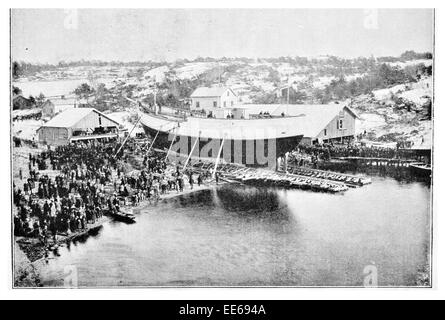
13, 95, 35, 108
41, 108, 120, 128
242, 104, 358, 137
190, 87, 234, 98
13, 95, 31, 102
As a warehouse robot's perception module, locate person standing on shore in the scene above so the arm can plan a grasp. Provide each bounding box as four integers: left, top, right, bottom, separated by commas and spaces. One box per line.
152, 179, 160, 200
178, 175, 184, 192
23, 182, 28, 196
189, 172, 194, 190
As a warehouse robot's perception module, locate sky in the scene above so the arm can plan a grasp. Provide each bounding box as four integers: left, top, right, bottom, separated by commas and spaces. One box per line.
11, 9, 434, 63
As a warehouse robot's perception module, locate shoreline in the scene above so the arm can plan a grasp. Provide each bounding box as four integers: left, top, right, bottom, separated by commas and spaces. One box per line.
15, 182, 220, 287
25, 178, 431, 288
12, 145, 429, 288
14, 170, 221, 273
12, 144, 222, 286
14, 176, 431, 288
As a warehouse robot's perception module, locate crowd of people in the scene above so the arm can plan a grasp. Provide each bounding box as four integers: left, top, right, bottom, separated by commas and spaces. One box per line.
13, 139, 208, 242
289, 142, 418, 167
15, 136, 420, 241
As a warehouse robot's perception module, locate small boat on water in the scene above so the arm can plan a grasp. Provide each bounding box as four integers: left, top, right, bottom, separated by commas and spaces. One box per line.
409, 162, 432, 177
107, 209, 136, 224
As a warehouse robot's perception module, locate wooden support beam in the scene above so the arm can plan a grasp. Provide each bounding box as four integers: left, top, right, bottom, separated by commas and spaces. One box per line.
183, 133, 201, 171
147, 129, 160, 155
165, 129, 177, 162
212, 138, 225, 178
113, 115, 141, 158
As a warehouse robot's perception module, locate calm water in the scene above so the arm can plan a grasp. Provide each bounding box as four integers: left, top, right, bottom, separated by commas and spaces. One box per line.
38, 177, 431, 287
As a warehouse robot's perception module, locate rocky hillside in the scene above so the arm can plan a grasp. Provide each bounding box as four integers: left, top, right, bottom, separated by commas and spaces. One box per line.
12, 51, 433, 144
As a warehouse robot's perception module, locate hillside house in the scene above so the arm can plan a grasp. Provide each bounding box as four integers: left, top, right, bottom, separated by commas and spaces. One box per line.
13, 95, 35, 110
190, 86, 238, 112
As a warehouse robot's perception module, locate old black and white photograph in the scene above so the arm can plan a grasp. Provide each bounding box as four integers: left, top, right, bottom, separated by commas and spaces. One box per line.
9, 8, 434, 289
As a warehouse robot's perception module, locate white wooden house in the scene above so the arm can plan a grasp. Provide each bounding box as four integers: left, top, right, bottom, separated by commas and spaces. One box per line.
190, 86, 238, 112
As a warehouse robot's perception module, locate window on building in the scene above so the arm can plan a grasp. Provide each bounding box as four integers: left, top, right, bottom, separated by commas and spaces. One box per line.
324, 129, 327, 136
223, 101, 226, 108
339, 119, 343, 129
99, 116, 102, 126
196, 102, 200, 108
213, 101, 217, 108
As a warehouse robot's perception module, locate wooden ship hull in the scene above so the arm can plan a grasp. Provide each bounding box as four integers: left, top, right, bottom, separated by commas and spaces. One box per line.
139, 112, 304, 167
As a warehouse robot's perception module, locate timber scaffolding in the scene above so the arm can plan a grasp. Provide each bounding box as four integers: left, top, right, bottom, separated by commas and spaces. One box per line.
159, 149, 371, 193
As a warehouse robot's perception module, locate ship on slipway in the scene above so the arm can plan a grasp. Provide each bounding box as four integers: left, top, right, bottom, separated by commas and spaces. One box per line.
137, 102, 358, 167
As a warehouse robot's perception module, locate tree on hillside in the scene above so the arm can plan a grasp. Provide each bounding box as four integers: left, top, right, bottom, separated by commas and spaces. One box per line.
284, 88, 307, 104
165, 93, 179, 107
313, 88, 330, 104
95, 83, 108, 97
377, 64, 415, 86
404, 63, 432, 80
252, 92, 279, 104
12, 86, 22, 96
12, 61, 22, 80
124, 84, 138, 99
28, 95, 36, 105
36, 93, 46, 106
267, 68, 281, 86
400, 50, 433, 61
74, 83, 95, 99
293, 91, 307, 104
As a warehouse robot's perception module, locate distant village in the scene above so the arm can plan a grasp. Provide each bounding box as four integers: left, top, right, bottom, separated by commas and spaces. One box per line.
12, 51, 433, 150
12, 80, 362, 150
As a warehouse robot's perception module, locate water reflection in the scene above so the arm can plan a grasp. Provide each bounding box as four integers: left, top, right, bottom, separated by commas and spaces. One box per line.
215, 185, 284, 213
39, 177, 431, 287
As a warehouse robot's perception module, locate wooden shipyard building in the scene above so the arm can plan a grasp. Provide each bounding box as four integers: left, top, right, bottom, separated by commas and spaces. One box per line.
37, 108, 122, 146
245, 104, 359, 144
